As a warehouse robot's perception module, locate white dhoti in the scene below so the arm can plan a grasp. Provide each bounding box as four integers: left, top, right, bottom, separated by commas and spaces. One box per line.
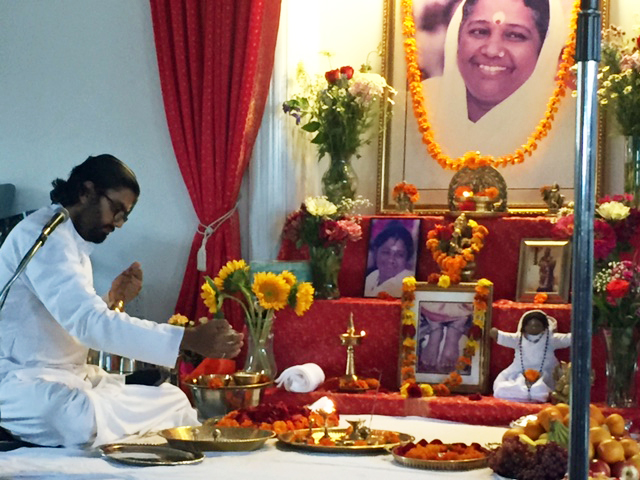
0, 365, 198, 447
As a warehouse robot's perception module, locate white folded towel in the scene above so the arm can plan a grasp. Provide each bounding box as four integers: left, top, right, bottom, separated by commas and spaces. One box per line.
275, 363, 325, 393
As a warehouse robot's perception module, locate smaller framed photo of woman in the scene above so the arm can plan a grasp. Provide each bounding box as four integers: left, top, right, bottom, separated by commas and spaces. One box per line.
516, 239, 572, 303
364, 218, 421, 298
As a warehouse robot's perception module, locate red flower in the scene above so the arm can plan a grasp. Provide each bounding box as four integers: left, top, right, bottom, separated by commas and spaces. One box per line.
406, 383, 423, 398
402, 323, 416, 338
606, 278, 630, 300
594, 219, 617, 261
325, 69, 340, 84
467, 324, 482, 340
339, 66, 354, 79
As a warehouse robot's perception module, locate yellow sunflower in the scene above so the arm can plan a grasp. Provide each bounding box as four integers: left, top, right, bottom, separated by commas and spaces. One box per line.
200, 282, 217, 314
214, 259, 249, 291
252, 272, 291, 310
280, 270, 297, 287
294, 282, 314, 316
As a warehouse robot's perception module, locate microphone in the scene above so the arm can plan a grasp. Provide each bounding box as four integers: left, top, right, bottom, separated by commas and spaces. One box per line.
40, 207, 69, 240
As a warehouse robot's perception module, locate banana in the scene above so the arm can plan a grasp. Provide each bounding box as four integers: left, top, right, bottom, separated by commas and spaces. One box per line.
518, 433, 537, 447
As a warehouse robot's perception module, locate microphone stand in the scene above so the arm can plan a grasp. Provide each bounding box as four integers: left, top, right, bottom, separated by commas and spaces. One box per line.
570, 0, 601, 478
0, 230, 58, 311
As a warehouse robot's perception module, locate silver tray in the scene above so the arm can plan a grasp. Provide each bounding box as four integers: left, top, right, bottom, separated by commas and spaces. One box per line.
277, 427, 413, 453
160, 425, 275, 452
99, 443, 204, 466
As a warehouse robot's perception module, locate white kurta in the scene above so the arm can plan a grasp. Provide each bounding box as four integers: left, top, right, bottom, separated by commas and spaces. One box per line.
364, 269, 414, 298
0, 205, 198, 447
492, 312, 571, 403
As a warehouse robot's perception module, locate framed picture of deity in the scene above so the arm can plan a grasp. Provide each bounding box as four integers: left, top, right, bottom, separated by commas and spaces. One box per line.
398, 281, 493, 394
516, 238, 572, 303
377, 0, 608, 214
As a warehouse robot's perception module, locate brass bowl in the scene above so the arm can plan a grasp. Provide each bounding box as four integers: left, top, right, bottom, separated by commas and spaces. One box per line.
232, 371, 262, 386
184, 375, 271, 420
159, 425, 275, 452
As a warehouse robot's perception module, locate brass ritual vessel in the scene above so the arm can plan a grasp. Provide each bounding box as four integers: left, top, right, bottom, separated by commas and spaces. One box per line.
339, 313, 366, 390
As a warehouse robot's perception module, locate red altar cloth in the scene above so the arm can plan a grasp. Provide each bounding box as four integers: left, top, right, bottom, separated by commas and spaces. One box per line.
273, 298, 612, 402
261, 388, 640, 427
278, 215, 558, 301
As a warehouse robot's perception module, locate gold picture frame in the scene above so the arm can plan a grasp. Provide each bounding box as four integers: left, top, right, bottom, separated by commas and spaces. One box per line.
377, 0, 608, 214
515, 238, 572, 303
399, 282, 492, 394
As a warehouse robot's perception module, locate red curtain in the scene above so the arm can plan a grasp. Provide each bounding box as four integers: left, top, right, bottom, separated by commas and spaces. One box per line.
150, 0, 281, 329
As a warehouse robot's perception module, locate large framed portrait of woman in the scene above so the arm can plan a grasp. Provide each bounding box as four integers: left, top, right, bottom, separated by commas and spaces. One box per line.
377, 0, 608, 213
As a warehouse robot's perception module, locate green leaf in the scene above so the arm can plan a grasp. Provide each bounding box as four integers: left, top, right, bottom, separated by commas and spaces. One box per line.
302, 121, 320, 133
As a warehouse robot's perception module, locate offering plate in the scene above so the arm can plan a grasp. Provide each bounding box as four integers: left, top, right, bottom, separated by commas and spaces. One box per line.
99, 443, 204, 466
389, 442, 490, 471
277, 427, 413, 453
159, 425, 275, 452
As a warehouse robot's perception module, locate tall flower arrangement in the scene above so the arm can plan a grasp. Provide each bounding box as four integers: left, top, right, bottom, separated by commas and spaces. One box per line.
199, 259, 315, 379
598, 26, 640, 136
283, 63, 396, 160
283, 196, 366, 298
283, 60, 395, 204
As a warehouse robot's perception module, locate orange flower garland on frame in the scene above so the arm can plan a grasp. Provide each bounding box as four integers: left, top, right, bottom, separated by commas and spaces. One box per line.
400, 0, 580, 171
425, 217, 489, 285
399, 278, 493, 398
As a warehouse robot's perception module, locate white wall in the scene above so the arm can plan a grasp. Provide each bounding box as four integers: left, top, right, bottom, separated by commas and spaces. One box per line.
0, 1, 196, 322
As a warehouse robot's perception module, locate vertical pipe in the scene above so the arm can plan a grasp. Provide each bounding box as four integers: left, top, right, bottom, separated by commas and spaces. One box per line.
570, 1, 600, 478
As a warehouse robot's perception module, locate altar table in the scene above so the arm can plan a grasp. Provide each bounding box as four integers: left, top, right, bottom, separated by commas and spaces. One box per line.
0, 415, 506, 479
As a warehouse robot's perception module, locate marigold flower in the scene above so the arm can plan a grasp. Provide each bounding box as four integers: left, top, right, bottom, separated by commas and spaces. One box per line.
534, 293, 548, 304
252, 272, 291, 310
168, 313, 190, 326
524, 369, 541, 383
438, 275, 451, 288
402, 276, 417, 291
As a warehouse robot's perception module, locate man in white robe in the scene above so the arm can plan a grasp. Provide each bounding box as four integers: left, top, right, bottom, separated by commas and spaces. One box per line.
0, 154, 243, 448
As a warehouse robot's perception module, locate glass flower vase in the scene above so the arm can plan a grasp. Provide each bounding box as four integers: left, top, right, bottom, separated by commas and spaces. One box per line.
602, 326, 639, 408
243, 325, 277, 381
322, 154, 358, 205
308, 244, 344, 300
624, 136, 640, 207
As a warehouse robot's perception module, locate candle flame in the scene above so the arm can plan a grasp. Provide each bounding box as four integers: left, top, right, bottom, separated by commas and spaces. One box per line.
308, 396, 335, 415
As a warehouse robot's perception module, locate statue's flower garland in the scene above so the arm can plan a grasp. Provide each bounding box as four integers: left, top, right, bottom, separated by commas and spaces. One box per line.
399, 277, 493, 398
401, 0, 580, 171
425, 219, 489, 284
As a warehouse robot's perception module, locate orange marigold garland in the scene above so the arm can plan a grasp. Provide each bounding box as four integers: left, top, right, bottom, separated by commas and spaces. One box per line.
400, 0, 580, 171
426, 217, 489, 284
399, 277, 493, 397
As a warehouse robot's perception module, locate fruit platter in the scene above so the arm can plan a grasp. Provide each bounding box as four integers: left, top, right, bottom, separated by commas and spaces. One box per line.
489, 403, 640, 480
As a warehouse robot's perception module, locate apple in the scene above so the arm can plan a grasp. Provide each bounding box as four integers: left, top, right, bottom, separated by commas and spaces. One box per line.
589, 458, 611, 477
610, 459, 638, 478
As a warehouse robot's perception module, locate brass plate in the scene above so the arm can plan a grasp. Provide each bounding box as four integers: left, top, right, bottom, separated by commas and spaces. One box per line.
390, 445, 489, 471
160, 425, 275, 452
99, 443, 204, 466
277, 427, 413, 453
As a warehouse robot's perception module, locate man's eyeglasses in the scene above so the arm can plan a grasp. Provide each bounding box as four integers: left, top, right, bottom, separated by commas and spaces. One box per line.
101, 193, 130, 224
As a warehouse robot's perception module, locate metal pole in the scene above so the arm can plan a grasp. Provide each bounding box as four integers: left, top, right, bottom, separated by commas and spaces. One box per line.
570, 0, 600, 478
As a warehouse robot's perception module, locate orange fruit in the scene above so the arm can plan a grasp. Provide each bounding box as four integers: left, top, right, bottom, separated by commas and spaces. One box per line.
538, 406, 563, 432
590, 404, 606, 425
523, 419, 545, 441
597, 438, 625, 464
502, 427, 524, 442
620, 437, 640, 458
605, 413, 627, 437
555, 403, 570, 418
589, 426, 612, 447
